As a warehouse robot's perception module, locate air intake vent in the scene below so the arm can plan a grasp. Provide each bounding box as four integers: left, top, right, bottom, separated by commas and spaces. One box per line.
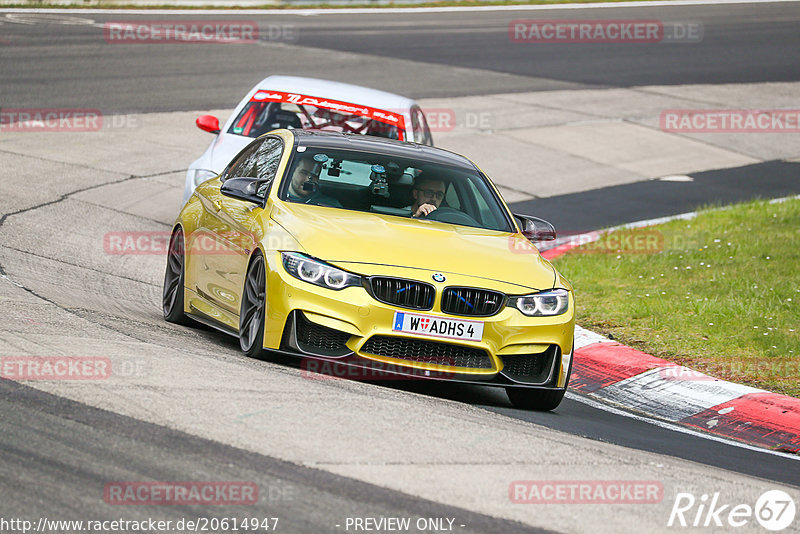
361, 335, 492, 369
499, 346, 558, 385
294, 312, 352, 357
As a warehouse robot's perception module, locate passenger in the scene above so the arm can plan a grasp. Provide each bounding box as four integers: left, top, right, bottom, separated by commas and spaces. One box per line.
408, 174, 446, 218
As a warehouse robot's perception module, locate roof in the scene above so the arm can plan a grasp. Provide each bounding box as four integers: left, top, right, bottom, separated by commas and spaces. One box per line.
254, 75, 417, 113
289, 130, 476, 171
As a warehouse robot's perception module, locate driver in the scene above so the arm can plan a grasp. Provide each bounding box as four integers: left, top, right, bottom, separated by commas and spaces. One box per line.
286, 158, 342, 208
408, 174, 446, 218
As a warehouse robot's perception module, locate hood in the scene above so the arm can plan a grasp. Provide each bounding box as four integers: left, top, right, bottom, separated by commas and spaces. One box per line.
270, 202, 556, 292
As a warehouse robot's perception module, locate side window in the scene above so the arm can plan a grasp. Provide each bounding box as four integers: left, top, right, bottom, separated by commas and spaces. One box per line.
420, 109, 433, 146
230, 137, 282, 180
410, 107, 423, 144
254, 137, 284, 182
411, 107, 432, 146
223, 143, 259, 182
444, 183, 460, 209
225, 137, 284, 198
464, 178, 500, 229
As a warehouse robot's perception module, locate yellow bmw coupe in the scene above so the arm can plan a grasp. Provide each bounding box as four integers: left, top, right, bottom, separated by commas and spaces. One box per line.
164, 129, 575, 410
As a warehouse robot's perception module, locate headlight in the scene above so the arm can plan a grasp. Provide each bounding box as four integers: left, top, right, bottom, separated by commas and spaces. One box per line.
509, 289, 569, 317
193, 169, 218, 187
281, 252, 361, 291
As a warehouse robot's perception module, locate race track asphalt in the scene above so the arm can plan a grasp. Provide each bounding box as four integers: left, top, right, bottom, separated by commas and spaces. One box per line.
2, 3, 799, 111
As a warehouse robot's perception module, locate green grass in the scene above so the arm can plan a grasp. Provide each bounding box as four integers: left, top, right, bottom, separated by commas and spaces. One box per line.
553, 197, 800, 398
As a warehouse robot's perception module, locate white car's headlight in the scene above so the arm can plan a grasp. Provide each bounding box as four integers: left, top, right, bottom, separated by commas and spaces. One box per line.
509, 289, 570, 317
281, 252, 361, 291
193, 169, 218, 187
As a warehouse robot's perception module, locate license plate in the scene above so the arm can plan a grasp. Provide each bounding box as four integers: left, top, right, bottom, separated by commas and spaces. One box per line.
392, 312, 483, 342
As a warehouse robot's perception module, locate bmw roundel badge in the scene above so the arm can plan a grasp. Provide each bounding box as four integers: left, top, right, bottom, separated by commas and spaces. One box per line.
432, 273, 446, 283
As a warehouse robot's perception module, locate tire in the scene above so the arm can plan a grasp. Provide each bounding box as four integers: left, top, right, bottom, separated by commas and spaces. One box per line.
239, 252, 267, 359
505, 387, 566, 411
506, 343, 574, 410
163, 229, 189, 325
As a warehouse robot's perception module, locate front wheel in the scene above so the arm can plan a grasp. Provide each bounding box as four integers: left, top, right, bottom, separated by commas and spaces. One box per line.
506, 387, 566, 411
239, 253, 267, 359
163, 229, 189, 325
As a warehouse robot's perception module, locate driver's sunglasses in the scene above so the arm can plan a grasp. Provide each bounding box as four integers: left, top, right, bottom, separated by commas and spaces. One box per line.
418, 189, 445, 200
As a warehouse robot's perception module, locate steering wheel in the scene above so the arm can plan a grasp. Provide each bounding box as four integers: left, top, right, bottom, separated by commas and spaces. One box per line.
424, 206, 480, 226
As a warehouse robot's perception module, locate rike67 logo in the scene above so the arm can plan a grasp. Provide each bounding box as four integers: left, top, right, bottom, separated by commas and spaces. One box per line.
668, 490, 796, 531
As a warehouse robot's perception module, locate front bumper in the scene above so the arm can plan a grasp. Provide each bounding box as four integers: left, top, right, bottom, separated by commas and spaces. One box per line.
263, 252, 574, 389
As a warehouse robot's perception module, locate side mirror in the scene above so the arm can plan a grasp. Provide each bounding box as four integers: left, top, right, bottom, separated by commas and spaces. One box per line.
196, 115, 221, 134
514, 213, 556, 242
220, 177, 268, 205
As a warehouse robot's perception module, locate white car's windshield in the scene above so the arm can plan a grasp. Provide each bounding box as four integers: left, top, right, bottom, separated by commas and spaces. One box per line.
228, 91, 405, 141
279, 147, 513, 233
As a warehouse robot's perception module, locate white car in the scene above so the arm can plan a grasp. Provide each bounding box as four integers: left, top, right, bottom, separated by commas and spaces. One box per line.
183, 75, 434, 204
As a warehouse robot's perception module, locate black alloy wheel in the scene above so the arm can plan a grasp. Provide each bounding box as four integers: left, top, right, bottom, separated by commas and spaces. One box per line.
239, 253, 267, 358
163, 229, 189, 324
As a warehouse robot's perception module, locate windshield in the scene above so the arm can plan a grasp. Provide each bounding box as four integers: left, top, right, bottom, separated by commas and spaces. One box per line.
228, 90, 405, 141
279, 146, 513, 233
